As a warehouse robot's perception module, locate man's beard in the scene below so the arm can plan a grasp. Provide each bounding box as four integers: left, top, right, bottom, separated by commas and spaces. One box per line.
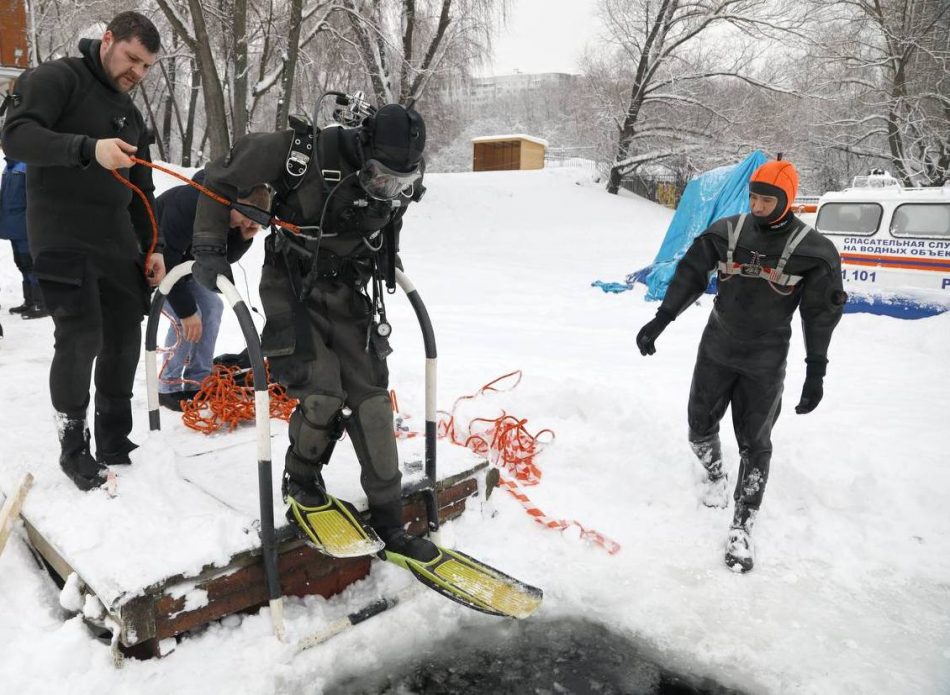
102, 50, 137, 93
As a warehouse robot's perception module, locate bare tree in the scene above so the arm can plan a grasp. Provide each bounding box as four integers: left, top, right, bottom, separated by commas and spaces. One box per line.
806, 0, 950, 186
153, 0, 230, 159
25, 0, 115, 63
590, 0, 804, 194
340, 0, 505, 106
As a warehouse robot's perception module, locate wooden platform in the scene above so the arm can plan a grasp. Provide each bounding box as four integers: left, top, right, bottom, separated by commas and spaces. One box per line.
19, 426, 490, 658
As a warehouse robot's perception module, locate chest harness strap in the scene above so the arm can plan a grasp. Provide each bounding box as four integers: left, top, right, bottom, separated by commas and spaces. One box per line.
274, 123, 398, 348
718, 214, 814, 287
284, 115, 315, 191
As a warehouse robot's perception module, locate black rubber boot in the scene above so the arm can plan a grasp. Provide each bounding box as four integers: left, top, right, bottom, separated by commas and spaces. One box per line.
378, 527, 440, 563
281, 466, 329, 510
20, 301, 49, 320
8, 282, 31, 314
158, 389, 200, 412
724, 502, 757, 573
57, 415, 107, 491
94, 395, 137, 466
689, 433, 729, 508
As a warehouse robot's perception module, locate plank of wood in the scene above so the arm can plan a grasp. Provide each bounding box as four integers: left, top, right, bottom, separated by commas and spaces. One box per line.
0, 473, 34, 559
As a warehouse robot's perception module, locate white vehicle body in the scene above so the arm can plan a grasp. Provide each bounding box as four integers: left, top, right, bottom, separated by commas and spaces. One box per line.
812, 174, 950, 294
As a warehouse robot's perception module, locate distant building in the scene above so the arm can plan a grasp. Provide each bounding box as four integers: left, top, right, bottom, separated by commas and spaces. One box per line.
436, 72, 581, 111
0, 0, 30, 80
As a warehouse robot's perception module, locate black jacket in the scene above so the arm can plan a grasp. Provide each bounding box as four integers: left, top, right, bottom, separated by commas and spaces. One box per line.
156, 170, 253, 318
660, 213, 844, 366
0, 38, 158, 258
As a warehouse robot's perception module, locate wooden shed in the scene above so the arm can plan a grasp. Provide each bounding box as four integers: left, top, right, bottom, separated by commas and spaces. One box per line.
472, 134, 547, 172
0, 0, 30, 76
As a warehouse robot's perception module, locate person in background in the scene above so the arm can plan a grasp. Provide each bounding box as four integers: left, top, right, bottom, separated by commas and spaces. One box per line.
155, 171, 269, 410
636, 158, 846, 573
0, 155, 47, 319
1, 11, 165, 491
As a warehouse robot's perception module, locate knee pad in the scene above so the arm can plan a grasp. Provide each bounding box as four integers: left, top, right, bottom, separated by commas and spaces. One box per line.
349, 393, 399, 483
289, 393, 346, 462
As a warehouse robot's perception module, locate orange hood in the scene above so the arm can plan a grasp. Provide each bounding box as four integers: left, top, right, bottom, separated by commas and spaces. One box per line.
749, 160, 799, 221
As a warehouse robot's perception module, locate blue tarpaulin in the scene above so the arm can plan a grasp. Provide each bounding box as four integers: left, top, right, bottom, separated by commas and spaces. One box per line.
640, 150, 768, 301
592, 151, 949, 319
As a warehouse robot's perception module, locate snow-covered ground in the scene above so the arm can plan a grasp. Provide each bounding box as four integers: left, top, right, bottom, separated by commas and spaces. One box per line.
0, 165, 948, 694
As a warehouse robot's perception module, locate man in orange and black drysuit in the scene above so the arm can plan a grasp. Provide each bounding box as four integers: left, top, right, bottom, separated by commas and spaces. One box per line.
635, 158, 847, 573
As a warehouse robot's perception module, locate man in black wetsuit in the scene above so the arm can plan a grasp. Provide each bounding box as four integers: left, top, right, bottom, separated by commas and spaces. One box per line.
2, 11, 164, 490
636, 158, 846, 572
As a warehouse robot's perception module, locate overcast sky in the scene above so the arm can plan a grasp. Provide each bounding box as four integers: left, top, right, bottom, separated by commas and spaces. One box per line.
478, 0, 601, 77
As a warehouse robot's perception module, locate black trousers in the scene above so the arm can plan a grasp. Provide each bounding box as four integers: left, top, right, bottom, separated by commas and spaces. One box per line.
687, 311, 790, 510
35, 248, 147, 452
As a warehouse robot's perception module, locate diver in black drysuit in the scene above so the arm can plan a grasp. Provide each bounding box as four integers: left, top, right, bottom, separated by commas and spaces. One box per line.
637, 159, 846, 572
191, 104, 437, 561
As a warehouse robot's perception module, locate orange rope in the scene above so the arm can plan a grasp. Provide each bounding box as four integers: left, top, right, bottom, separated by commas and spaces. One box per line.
393, 371, 621, 555
131, 156, 231, 206
180, 362, 297, 433
434, 371, 554, 483
109, 168, 159, 278
129, 156, 305, 235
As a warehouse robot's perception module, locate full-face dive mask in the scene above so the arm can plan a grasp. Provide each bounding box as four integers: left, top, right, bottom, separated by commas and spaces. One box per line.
357, 103, 426, 201
358, 158, 423, 201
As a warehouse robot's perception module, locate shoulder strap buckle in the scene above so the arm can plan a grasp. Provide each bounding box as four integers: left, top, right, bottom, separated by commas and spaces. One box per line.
284, 114, 315, 191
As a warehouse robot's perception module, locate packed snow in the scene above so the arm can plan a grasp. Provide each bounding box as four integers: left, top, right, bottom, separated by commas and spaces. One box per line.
0, 165, 948, 694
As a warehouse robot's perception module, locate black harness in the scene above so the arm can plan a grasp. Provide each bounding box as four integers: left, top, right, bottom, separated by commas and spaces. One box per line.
269, 119, 407, 350
283, 115, 314, 191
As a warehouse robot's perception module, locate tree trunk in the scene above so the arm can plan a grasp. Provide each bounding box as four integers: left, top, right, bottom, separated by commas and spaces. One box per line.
399, 0, 416, 102
276, 0, 304, 129
188, 0, 231, 159
137, 85, 166, 161
606, 165, 622, 195
182, 64, 202, 167
161, 50, 177, 159
232, 0, 249, 138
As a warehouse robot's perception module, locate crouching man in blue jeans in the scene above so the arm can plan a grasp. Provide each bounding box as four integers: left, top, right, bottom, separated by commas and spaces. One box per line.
156, 170, 269, 410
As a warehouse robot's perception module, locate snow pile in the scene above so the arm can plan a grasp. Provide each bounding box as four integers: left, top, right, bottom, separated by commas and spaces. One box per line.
0, 165, 948, 694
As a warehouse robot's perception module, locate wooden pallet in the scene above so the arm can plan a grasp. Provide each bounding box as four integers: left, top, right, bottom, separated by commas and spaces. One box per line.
24, 464, 488, 659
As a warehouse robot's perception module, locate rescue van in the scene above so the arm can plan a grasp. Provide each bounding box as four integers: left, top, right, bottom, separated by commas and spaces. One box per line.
812, 173, 950, 296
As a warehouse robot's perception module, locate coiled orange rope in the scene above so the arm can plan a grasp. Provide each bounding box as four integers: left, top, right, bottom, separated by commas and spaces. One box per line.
180, 362, 297, 434
395, 371, 621, 555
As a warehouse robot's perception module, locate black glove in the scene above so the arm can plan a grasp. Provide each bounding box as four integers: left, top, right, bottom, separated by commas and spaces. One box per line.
636, 309, 673, 356
795, 362, 825, 414
191, 246, 232, 292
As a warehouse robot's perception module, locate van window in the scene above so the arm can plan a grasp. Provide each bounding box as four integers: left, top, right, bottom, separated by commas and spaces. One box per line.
889, 203, 950, 239
815, 203, 882, 236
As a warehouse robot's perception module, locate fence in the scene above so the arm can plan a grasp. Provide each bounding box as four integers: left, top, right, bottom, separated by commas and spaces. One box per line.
618, 173, 686, 209
543, 149, 687, 209
544, 147, 598, 171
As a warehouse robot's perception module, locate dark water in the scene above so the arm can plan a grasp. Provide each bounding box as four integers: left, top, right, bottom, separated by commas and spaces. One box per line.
332, 617, 747, 695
